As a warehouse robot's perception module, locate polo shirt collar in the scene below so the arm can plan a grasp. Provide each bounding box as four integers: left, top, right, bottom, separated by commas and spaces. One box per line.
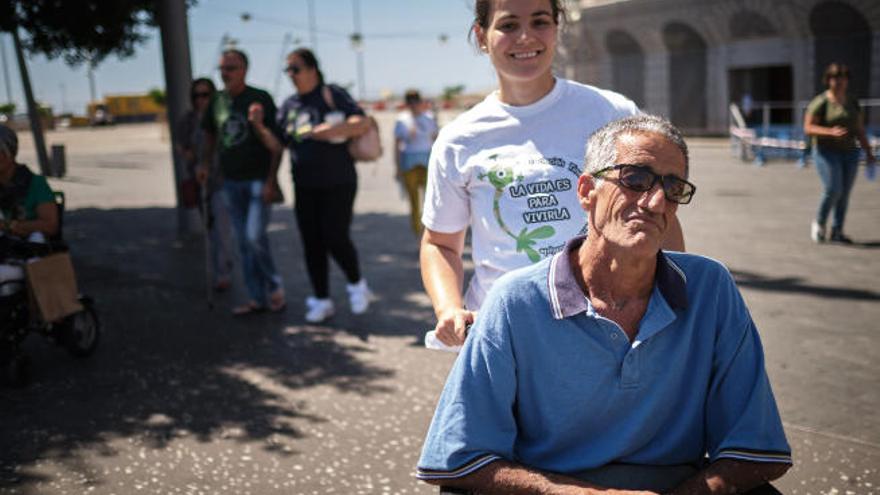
547, 235, 688, 320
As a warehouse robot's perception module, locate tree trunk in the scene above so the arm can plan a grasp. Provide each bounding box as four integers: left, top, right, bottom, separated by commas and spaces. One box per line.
11, 27, 50, 176
156, 0, 195, 237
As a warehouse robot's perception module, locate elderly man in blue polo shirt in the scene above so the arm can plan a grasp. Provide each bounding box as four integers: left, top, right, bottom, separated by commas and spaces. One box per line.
416, 115, 792, 494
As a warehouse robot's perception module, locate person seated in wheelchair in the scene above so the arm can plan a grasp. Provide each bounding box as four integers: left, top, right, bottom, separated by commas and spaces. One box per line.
416, 116, 791, 494
0, 123, 61, 299
0, 124, 59, 244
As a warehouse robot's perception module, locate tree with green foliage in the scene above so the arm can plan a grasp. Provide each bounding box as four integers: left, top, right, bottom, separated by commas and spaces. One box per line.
0, 0, 193, 66
442, 84, 465, 103
148, 87, 166, 107
1, 0, 201, 234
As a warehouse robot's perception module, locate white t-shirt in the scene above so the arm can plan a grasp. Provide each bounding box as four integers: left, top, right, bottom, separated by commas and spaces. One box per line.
422, 78, 638, 310
394, 111, 438, 154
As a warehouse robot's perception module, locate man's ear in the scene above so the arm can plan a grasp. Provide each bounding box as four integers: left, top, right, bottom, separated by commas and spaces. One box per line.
577, 174, 595, 211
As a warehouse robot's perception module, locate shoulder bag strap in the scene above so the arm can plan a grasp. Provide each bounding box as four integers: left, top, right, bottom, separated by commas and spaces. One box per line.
321, 85, 337, 111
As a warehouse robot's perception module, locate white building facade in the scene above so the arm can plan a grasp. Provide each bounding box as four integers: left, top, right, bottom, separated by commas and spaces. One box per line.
557, 0, 880, 134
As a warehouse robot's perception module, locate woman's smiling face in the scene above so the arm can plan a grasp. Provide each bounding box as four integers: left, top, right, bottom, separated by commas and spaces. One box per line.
475, 0, 558, 88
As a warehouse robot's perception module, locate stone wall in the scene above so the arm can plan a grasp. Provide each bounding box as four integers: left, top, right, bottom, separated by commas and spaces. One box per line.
564, 0, 879, 133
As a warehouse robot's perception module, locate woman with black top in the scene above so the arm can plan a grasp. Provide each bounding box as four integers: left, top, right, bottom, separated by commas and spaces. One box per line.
277, 48, 373, 323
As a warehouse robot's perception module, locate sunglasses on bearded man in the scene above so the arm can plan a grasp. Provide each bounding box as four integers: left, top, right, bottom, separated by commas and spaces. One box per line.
592, 164, 696, 205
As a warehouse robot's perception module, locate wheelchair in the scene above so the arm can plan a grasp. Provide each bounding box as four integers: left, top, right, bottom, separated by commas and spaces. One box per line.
0, 191, 100, 387
438, 485, 781, 494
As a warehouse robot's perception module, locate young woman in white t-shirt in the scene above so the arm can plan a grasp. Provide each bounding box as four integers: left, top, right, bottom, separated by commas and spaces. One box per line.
421, 0, 685, 346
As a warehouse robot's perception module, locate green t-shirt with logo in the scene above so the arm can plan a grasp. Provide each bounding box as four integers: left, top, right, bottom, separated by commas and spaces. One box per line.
202, 85, 278, 181
0, 166, 55, 222
806, 92, 861, 150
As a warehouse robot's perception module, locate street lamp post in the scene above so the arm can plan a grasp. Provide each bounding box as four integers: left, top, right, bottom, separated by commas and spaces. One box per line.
307, 0, 318, 51
273, 33, 293, 100
351, 0, 365, 101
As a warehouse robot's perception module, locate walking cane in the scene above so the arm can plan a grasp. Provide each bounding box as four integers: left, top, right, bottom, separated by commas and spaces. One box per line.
201, 184, 214, 310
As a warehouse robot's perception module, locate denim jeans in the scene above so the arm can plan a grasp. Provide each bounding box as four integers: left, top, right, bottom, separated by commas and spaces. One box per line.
205, 190, 233, 283
222, 179, 282, 305
813, 146, 859, 231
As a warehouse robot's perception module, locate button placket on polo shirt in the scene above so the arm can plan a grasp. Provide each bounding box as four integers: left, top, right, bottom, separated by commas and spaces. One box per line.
596, 319, 640, 388
620, 345, 641, 388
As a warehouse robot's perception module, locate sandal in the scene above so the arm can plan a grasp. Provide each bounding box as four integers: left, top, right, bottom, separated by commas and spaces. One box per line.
232, 302, 266, 316
213, 277, 232, 292
269, 288, 286, 312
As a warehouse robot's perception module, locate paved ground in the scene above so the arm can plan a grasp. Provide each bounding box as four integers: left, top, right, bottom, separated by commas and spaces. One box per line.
1, 115, 878, 495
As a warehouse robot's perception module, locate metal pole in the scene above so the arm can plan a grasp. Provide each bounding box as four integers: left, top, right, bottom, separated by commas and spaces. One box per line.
352, 0, 365, 100
762, 103, 770, 138
157, 0, 195, 237
0, 35, 13, 105
307, 0, 318, 51
11, 28, 50, 176
273, 33, 293, 100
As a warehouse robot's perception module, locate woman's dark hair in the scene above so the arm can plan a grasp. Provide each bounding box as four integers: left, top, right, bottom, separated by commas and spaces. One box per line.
469, 0, 567, 49
822, 62, 850, 87
289, 47, 325, 85
190, 77, 216, 104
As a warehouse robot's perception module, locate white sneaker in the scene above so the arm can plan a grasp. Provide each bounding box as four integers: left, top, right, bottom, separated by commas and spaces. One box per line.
346, 279, 374, 315
305, 297, 334, 323
810, 221, 825, 243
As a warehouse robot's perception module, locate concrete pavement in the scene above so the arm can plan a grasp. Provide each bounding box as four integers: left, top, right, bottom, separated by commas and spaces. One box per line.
1, 116, 878, 494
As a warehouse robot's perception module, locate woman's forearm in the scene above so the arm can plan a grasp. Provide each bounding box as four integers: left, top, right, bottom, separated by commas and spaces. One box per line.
856, 128, 875, 162
10, 218, 58, 237
420, 232, 466, 317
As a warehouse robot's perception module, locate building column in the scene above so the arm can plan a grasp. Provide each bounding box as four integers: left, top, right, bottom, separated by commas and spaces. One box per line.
643, 50, 669, 118
706, 45, 727, 134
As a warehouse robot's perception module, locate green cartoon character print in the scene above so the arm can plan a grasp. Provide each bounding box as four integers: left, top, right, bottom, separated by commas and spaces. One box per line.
284, 108, 314, 142
478, 155, 556, 263
213, 93, 249, 149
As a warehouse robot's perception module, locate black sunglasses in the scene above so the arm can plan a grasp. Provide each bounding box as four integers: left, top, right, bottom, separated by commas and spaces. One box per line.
193, 92, 212, 99
285, 64, 304, 75
592, 164, 696, 205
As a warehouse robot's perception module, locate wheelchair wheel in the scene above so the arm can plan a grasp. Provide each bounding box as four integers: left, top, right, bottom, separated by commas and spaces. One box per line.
60, 302, 100, 358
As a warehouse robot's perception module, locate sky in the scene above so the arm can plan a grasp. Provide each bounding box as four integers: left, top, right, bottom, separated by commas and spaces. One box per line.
0, 0, 501, 115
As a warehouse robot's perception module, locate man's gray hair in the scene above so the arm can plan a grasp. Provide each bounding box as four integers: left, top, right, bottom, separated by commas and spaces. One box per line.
584, 114, 689, 178
0, 123, 17, 159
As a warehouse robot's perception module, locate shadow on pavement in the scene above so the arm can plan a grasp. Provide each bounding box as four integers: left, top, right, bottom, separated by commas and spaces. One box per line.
731, 268, 880, 301
0, 205, 433, 490
850, 240, 880, 249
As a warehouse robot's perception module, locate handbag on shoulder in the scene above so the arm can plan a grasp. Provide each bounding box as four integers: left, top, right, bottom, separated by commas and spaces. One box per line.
322, 85, 383, 162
